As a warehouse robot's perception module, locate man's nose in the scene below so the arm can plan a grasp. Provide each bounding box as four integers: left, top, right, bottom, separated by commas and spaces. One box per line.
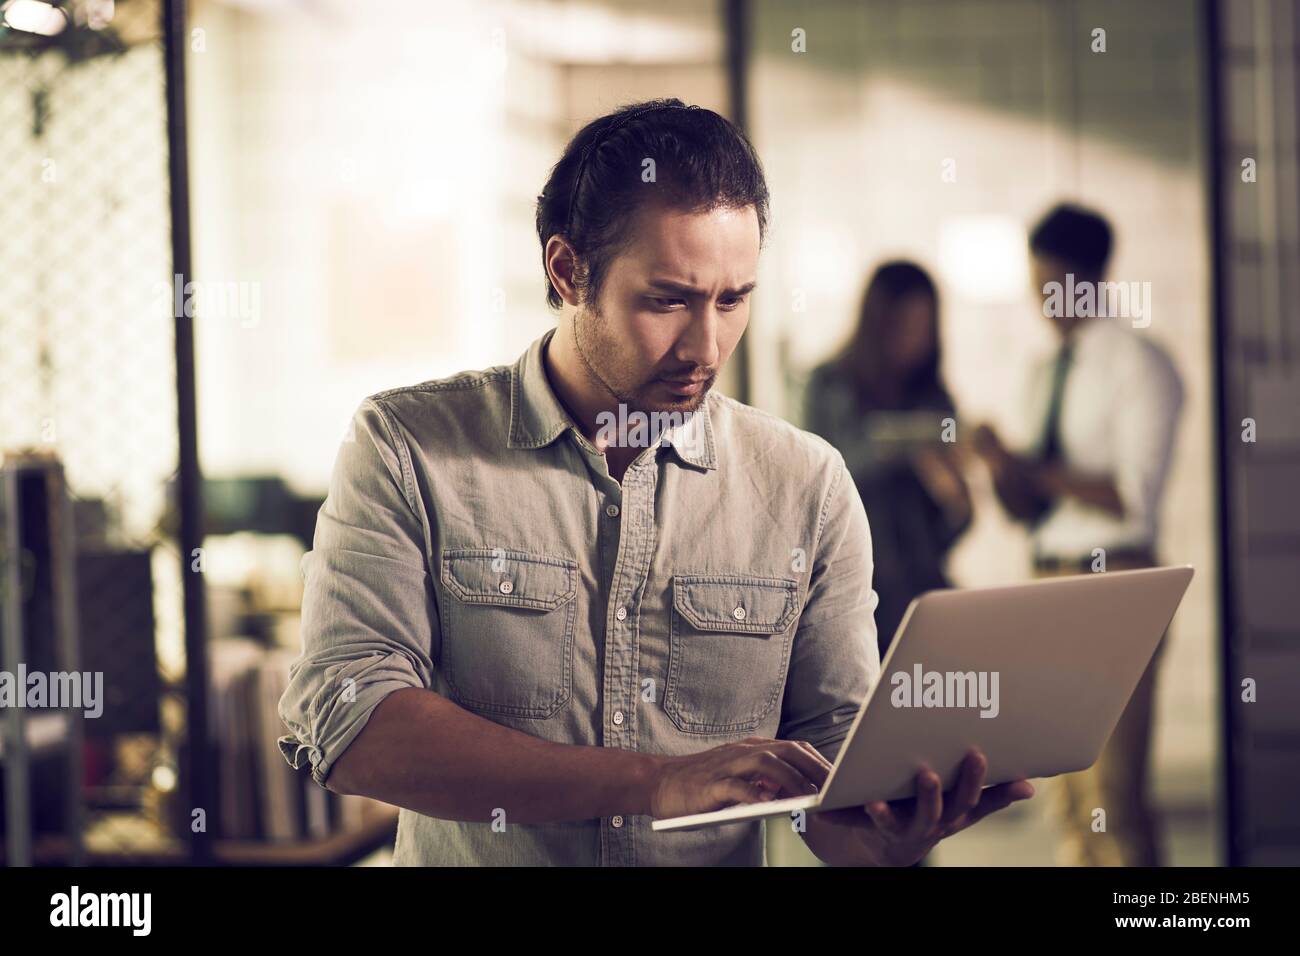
674, 306, 721, 371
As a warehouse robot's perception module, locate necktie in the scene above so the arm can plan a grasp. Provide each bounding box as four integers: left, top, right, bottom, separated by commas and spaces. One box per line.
1038, 340, 1074, 463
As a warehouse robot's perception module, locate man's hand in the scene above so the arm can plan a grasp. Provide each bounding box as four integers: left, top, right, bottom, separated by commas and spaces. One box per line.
647, 737, 831, 820
973, 423, 1124, 519
971, 423, 1005, 459
970, 424, 1054, 522
806, 749, 1034, 866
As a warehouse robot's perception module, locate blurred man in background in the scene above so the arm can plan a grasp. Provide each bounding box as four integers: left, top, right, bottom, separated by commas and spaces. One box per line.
973, 203, 1184, 866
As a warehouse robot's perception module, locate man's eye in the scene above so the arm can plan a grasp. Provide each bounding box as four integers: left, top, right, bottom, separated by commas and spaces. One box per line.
652, 297, 686, 310
718, 295, 747, 311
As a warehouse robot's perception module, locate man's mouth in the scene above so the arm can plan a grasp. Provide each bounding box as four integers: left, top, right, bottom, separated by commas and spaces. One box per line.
660, 374, 712, 396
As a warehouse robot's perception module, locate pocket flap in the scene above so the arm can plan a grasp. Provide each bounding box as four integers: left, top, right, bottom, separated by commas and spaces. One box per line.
672, 574, 799, 633
442, 549, 576, 611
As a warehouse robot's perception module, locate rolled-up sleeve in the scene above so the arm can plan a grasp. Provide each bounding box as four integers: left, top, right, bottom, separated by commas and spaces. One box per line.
778, 454, 881, 764
278, 398, 436, 787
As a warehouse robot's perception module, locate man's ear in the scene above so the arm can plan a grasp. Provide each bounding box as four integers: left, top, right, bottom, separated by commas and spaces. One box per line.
545, 235, 582, 308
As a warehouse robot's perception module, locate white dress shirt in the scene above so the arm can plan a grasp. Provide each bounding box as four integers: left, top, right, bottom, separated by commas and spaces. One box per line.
1015, 315, 1184, 560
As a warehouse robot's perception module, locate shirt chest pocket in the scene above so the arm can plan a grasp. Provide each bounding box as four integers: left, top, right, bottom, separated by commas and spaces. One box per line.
439, 548, 578, 719
664, 574, 800, 736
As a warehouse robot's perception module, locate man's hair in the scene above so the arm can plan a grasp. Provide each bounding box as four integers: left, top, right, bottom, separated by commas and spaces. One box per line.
534, 98, 770, 310
1029, 202, 1113, 277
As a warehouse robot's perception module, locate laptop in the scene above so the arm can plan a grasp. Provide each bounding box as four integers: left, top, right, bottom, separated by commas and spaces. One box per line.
651, 565, 1193, 832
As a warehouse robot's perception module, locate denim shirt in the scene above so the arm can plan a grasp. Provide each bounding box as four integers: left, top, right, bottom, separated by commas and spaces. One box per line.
278, 327, 880, 865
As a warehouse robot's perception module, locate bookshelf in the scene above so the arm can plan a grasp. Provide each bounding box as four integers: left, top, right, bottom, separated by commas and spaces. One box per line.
0, 456, 86, 868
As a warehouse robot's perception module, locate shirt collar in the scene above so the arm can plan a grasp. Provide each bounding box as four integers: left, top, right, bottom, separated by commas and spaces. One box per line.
1066, 314, 1114, 350
508, 327, 718, 472
656, 395, 717, 471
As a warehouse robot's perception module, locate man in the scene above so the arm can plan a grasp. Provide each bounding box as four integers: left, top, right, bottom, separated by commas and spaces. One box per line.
278, 98, 1033, 866
973, 203, 1184, 867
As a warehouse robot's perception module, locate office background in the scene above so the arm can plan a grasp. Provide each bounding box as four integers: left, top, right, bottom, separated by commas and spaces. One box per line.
1, 0, 1296, 865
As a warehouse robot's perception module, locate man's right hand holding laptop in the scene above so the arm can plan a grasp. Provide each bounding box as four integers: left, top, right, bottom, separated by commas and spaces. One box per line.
649, 738, 1034, 866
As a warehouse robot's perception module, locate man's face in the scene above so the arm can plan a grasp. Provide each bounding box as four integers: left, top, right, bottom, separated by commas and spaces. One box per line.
572, 202, 760, 415
1033, 252, 1095, 337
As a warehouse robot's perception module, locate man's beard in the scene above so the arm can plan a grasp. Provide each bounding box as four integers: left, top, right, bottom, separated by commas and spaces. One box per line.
572, 304, 714, 416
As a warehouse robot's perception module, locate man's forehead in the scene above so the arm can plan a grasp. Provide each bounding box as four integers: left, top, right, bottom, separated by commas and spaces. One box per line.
620, 204, 760, 279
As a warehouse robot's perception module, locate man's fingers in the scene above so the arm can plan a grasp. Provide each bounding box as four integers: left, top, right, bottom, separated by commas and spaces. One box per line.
863, 800, 901, 834
981, 779, 1035, 805
727, 750, 820, 798
740, 738, 832, 776
779, 740, 833, 787
942, 751, 987, 827
960, 780, 1035, 829
710, 777, 775, 810
905, 771, 944, 840
960, 792, 1015, 830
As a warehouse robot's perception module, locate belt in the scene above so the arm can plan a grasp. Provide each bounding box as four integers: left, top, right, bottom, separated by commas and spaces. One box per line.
1033, 548, 1156, 574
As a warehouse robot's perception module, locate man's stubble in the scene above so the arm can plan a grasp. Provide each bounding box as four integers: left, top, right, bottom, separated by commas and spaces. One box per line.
571, 300, 712, 417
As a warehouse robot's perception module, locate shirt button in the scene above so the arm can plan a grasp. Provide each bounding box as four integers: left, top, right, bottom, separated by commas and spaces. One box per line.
611, 815, 624, 828
732, 605, 747, 621
615, 606, 627, 621
499, 580, 513, 595
605, 503, 620, 517
612, 710, 624, 726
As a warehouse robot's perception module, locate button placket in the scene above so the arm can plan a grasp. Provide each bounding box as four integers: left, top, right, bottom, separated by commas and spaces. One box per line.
599, 464, 654, 866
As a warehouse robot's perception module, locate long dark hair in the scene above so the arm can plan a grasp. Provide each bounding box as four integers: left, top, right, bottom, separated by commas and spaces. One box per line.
832, 260, 949, 410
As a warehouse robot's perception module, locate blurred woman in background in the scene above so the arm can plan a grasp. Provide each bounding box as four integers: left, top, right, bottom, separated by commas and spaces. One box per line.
805, 261, 972, 659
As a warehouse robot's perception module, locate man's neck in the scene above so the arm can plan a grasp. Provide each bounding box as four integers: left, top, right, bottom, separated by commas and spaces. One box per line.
1059, 313, 1098, 344
542, 316, 639, 481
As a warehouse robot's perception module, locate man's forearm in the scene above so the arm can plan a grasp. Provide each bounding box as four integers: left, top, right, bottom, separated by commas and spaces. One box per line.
1036, 464, 1124, 517
989, 450, 1124, 523
325, 687, 662, 824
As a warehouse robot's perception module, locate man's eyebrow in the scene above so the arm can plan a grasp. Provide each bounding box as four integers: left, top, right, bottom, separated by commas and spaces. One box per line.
645, 279, 759, 297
